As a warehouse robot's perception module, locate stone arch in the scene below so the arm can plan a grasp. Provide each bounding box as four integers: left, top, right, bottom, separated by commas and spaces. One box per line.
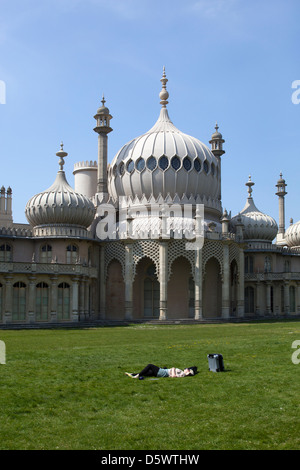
132, 257, 159, 319
230, 259, 238, 316
106, 259, 125, 320
168, 256, 193, 319
203, 256, 222, 318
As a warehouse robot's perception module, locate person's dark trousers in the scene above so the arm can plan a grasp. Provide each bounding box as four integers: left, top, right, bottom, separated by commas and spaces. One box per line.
138, 364, 160, 377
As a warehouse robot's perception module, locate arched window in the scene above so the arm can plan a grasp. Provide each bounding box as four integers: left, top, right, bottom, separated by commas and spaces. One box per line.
40, 244, 52, 263
58, 282, 70, 320
245, 286, 254, 314
245, 255, 254, 274
284, 260, 290, 273
13, 282, 26, 321
36, 282, 49, 321
290, 286, 296, 313
0, 244, 12, 262
264, 256, 272, 273
144, 264, 159, 318
66, 245, 78, 264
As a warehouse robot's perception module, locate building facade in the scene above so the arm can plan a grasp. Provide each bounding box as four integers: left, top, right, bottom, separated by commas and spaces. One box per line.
1, 70, 300, 326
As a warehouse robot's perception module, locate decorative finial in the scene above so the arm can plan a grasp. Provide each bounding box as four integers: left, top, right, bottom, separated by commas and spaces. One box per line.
159, 66, 169, 108
101, 94, 106, 107
215, 122, 219, 131
56, 141, 68, 171
246, 175, 254, 198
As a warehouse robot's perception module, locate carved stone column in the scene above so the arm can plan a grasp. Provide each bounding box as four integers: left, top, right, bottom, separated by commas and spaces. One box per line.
124, 242, 133, 321
237, 246, 245, 317
3, 274, 13, 324
159, 241, 168, 321
28, 275, 36, 324
50, 275, 58, 322
194, 248, 203, 320
222, 243, 230, 318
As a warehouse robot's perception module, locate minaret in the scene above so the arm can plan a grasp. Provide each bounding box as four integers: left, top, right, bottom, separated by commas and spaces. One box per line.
93, 95, 113, 203
209, 122, 225, 201
275, 172, 287, 236
0, 186, 13, 228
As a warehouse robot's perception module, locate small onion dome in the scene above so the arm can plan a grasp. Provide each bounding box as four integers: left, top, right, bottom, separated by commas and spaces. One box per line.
230, 176, 278, 242
211, 122, 223, 140
285, 220, 300, 247
96, 95, 110, 115
25, 143, 96, 235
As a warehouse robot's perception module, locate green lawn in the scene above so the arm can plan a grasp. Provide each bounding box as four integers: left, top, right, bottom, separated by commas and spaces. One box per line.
0, 321, 299, 450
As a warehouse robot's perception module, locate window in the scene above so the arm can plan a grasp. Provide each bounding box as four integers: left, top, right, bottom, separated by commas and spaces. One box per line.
284, 260, 290, 273
194, 158, 201, 173
36, 282, 49, 321
290, 286, 296, 313
264, 256, 272, 273
40, 244, 52, 263
0, 244, 12, 262
183, 157, 192, 171
203, 161, 209, 174
159, 156, 169, 170
58, 283, 70, 320
171, 156, 181, 171
13, 282, 26, 321
126, 160, 134, 174
136, 158, 145, 172
66, 245, 78, 264
119, 162, 125, 176
146, 156, 157, 171
245, 255, 254, 274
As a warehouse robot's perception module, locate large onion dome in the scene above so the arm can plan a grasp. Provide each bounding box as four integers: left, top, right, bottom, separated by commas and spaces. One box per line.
230, 176, 278, 242
25, 144, 96, 237
107, 68, 221, 218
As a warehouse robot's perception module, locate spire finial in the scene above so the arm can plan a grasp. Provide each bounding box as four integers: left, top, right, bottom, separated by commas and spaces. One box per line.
56, 141, 68, 171
159, 66, 169, 108
246, 175, 254, 198
215, 122, 219, 131
101, 94, 106, 107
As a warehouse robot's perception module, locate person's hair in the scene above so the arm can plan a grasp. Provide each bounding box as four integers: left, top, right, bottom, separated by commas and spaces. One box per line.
187, 366, 197, 376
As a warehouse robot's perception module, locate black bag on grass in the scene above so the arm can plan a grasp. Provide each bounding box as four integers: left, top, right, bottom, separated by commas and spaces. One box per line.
207, 354, 224, 372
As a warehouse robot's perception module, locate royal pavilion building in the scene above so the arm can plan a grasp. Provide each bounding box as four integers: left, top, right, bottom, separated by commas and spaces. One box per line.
0, 69, 300, 326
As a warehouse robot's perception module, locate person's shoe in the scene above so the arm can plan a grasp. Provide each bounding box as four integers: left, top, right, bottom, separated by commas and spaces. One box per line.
125, 372, 139, 378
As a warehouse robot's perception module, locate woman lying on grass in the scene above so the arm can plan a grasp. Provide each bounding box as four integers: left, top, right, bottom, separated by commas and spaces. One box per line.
125, 363, 197, 379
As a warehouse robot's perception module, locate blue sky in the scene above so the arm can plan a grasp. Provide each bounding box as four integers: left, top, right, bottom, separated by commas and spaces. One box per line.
0, 0, 299, 225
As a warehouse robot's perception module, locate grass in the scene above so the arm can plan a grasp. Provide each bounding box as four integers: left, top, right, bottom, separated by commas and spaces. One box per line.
0, 320, 299, 450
